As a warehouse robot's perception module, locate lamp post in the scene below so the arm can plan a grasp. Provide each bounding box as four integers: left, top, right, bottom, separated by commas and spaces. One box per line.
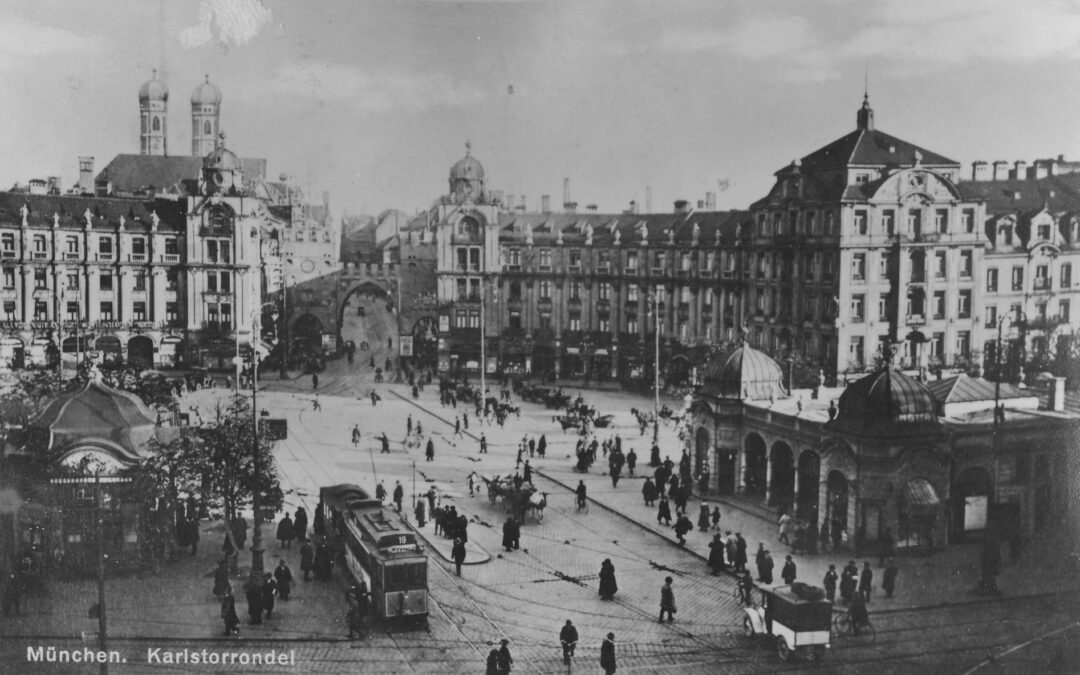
647, 292, 661, 442
249, 350, 264, 579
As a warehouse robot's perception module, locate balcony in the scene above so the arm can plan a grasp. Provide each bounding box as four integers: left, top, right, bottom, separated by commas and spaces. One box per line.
596, 263, 611, 274
96, 252, 115, 262
624, 266, 638, 275
537, 265, 552, 273
503, 264, 521, 272
129, 254, 147, 263
568, 265, 582, 274
1, 250, 15, 259
907, 314, 926, 326
700, 269, 715, 278
63, 252, 81, 261
201, 290, 234, 300
1034, 278, 1051, 291
31, 252, 49, 260
161, 254, 181, 263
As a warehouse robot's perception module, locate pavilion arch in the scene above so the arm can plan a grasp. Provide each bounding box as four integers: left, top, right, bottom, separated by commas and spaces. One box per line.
127, 336, 154, 369
769, 441, 795, 511
743, 433, 767, 499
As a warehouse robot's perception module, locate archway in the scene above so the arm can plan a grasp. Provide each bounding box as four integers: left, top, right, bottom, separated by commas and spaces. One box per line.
743, 434, 767, 499
796, 450, 821, 523
951, 466, 993, 543
667, 355, 691, 386
338, 283, 396, 381
95, 336, 123, 365
825, 470, 849, 547
694, 427, 711, 491
769, 441, 795, 510
410, 316, 439, 374
127, 336, 154, 369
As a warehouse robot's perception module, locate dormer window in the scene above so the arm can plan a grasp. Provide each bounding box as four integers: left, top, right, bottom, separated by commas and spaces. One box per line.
855, 173, 870, 184
1038, 223, 1052, 240
999, 224, 1013, 246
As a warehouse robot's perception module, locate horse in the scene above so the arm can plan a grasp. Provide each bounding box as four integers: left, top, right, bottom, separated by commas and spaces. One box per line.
528, 492, 549, 522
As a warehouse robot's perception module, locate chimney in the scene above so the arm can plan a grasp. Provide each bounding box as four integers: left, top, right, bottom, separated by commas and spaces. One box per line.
674, 200, 691, 215
1034, 162, 1049, 180
541, 195, 551, 213
992, 160, 1009, 181
972, 161, 989, 182
78, 156, 94, 194
520, 194, 527, 211
1012, 160, 1028, 179
1049, 376, 1066, 411
705, 192, 716, 210
563, 177, 574, 212
646, 186, 652, 214
586, 204, 598, 213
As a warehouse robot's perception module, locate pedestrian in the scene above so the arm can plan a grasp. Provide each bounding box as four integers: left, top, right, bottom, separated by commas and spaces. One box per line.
560, 620, 578, 665
425, 438, 435, 462
407, 414, 412, 436
261, 572, 277, 618
314, 541, 332, 581
277, 513, 294, 550
497, 638, 513, 674
375, 481, 387, 502
452, 537, 466, 576
735, 533, 748, 573
610, 462, 621, 488
393, 481, 404, 512
659, 576, 676, 623
502, 517, 516, 553
528, 437, 536, 456
626, 448, 636, 477
840, 560, 857, 603
312, 396, 321, 412
463, 411, 469, 429
352, 425, 361, 445
537, 434, 546, 458
778, 512, 792, 545
698, 502, 710, 531
673, 513, 693, 546
523, 460, 532, 484
761, 550, 774, 584
600, 633, 617, 675
781, 555, 796, 584
274, 559, 293, 601
599, 558, 618, 599
480, 433, 488, 453
576, 480, 588, 510
486, 649, 500, 675
725, 531, 737, 569
824, 564, 838, 603
378, 433, 389, 454
883, 557, 899, 598
426, 487, 437, 514
213, 559, 231, 597
657, 496, 672, 525
642, 477, 657, 506
300, 539, 314, 581
245, 580, 263, 625
187, 518, 200, 556
708, 533, 726, 575
859, 560, 874, 602
755, 542, 767, 581
879, 527, 894, 566
711, 506, 721, 531
415, 499, 427, 527
220, 585, 240, 635
294, 507, 308, 542
312, 372, 319, 390
454, 416, 462, 437
819, 520, 831, 553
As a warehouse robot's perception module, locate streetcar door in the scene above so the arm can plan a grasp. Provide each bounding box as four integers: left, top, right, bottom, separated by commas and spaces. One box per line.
371, 560, 386, 616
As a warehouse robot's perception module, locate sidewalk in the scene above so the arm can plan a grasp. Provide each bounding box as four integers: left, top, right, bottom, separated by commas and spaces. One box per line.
536, 457, 1080, 614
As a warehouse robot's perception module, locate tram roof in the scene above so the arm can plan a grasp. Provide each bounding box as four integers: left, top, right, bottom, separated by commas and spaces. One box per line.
321, 483, 381, 512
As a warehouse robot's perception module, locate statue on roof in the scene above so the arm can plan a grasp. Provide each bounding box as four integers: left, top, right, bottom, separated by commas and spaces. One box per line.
584, 222, 593, 246
19, 204, 28, 228
639, 221, 648, 245
667, 228, 675, 245
52, 212, 60, 229
613, 227, 620, 246
556, 227, 563, 245
84, 208, 93, 228
692, 222, 700, 246
525, 221, 533, 246
118, 215, 125, 231
150, 211, 161, 230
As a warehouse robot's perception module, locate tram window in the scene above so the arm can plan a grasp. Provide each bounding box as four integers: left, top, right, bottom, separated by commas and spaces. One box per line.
384, 563, 425, 591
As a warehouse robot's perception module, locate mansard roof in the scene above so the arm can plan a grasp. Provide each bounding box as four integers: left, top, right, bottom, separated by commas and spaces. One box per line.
496, 210, 748, 246
958, 173, 1080, 216
96, 154, 267, 197
798, 127, 959, 171
0, 191, 186, 231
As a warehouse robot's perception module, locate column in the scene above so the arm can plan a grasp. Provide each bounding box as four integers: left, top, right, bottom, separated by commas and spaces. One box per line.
152, 269, 168, 324
764, 445, 774, 504
86, 267, 100, 326
120, 268, 134, 323
21, 267, 33, 322
53, 268, 65, 321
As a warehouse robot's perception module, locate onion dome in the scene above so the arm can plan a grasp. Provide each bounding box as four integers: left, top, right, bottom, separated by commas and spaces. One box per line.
450, 141, 485, 182
700, 343, 785, 400
833, 368, 939, 434
138, 69, 168, 102
203, 132, 240, 170
191, 74, 222, 106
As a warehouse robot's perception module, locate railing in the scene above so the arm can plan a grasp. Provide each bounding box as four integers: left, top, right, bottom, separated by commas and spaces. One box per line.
96, 252, 114, 261
568, 265, 582, 273
1034, 278, 1051, 290
31, 252, 49, 260
129, 254, 147, 262
596, 263, 611, 273
63, 252, 81, 261
907, 314, 926, 326
537, 265, 552, 272
1, 250, 15, 259
162, 253, 180, 263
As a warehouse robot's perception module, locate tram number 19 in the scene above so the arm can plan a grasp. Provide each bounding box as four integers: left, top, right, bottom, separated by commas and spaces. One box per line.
398, 536, 407, 544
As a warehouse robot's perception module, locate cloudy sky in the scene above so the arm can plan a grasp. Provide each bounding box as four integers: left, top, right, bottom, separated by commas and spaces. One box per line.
3, 0, 1080, 216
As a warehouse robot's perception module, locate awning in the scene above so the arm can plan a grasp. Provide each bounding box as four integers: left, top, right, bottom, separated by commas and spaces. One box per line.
901, 478, 941, 514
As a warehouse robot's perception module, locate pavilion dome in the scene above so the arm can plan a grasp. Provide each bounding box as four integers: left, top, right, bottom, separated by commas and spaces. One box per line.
138, 70, 168, 102
25, 381, 157, 466
833, 368, 939, 434
701, 343, 785, 400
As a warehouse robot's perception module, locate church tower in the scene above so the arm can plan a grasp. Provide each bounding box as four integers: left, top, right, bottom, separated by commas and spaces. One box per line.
191, 74, 223, 157
138, 70, 168, 156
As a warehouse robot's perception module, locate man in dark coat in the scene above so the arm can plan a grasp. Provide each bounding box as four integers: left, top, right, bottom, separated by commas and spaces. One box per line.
600, 633, 617, 675
781, 555, 797, 584
479, 434, 488, 453
213, 559, 230, 597
659, 577, 676, 623
261, 572, 277, 618
233, 516, 248, 550
560, 620, 578, 665
883, 558, 899, 598
456, 514, 469, 544
274, 559, 293, 601
300, 539, 314, 581
187, 518, 200, 556
641, 478, 657, 506
245, 580, 263, 624
708, 533, 726, 574
673, 513, 693, 546
425, 438, 435, 462
859, 561, 874, 602
293, 507, 308, 543
879, 527, 894, 566
625, 449, 636, 477
497, 638, 513, 674
760, 550, 775, 584
380, 433, 390, 454
502, 518, 516, 553
452, 538, 467, 576
314, 541, 332, 581
735, 533, 748, 573
824, 564, 838, 603
649, 443, 661, 467
755, 543, 767, 581
523, 461, 532, 484
536, 435, 546, 458
393, 481, 404, 512
598, 559, 618, 599
277, 514, 294, 550
840, 560, 857, 603
220, 586, 239, 635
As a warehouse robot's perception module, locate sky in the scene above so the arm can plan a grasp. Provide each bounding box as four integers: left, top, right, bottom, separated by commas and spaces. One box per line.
3, 0, 1080, 218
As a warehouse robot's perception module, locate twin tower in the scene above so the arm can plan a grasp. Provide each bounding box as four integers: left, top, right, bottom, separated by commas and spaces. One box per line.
137, 70, 223, 157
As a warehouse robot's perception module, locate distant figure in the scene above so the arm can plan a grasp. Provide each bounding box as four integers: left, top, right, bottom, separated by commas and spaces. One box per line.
274, 559, 293, 601
452, 538, 466, 576
277, 514, 294, 549
600, 633, 617, 675
393, 481, 404, 512
220, 586, 239, 635
659, 576, 676, 623
312, 373, 319, 390
598, 559, 618, 599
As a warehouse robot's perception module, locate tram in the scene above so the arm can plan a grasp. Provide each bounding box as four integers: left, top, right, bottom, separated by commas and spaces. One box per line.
320, 484, 429, 623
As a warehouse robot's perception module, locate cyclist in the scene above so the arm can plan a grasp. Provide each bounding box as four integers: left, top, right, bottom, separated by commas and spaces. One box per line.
848, 591, 869, 635
559, 619, 579, 665
576, 480, 588, 511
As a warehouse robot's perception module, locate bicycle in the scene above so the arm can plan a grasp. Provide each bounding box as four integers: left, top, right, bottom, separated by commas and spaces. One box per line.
832, 612, 876, 643
576, 496, 589, 513
561, 640, 577, 673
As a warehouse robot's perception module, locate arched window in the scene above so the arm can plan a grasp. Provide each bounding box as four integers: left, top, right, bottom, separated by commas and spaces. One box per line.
152, 116, 160, 132
204, 120, 212, 135
208, 205, 234, 233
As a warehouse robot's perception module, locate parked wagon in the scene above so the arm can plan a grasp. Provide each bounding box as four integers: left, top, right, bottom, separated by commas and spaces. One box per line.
743, 584, 831, 661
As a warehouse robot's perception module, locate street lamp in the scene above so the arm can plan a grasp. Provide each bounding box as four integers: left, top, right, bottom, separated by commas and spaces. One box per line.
647, 292, 661, 442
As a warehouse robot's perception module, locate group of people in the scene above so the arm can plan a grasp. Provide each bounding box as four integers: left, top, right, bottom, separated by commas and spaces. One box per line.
556, 621, 619, 675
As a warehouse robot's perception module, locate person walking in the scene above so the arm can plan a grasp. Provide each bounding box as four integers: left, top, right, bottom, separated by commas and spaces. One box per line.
698, 502, 710, 532
380, 433, 390, 454
294, 507, 308, 543
415, 499, 427, 527
452, 537, 466, 576
523, 460, 532, 484
502, 517, 516, 553
559, 620, 578, 666
497, 638, 513, 674
824, 564, 838, 604
277, 513, 294, 550
375, 481, 387, 502
735, 533, 748, 573
755, 543, 767, 581
879, 527, 894, 566
599, 558, 618, 599
314, 541, 332, 581
312, 396, 321, 412
454, 416, 462, 437
657, 496, 672, 525
393, 481, 404, 512
859, 560, 874, 602
261, 572, 277, 619
274, 559, 293, 601
537, 434, 546, 458
761, 550, 775, 584
659, 576, 676, 623
781, 555, 797, 584
300, 539, 314, 581
626, 448, 637, 477
708, 533, 726, 575
883, 557, 899, 599
600, 632, 617, 675
576, 480, 588, 511
220, 586, 240, 636
407, 414, 413, 436
213, 559, 231, 597
479, 433, 488, 453
840, 560, 857, 603
245, 580, 263, 625
485, 649, 500, 675
425, 438, 435, 462
725, 532, 737, 570
778, 512, 792, 545
673, 513, 693, 546
312, 372, 319, 390
642, 477, 657, 506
